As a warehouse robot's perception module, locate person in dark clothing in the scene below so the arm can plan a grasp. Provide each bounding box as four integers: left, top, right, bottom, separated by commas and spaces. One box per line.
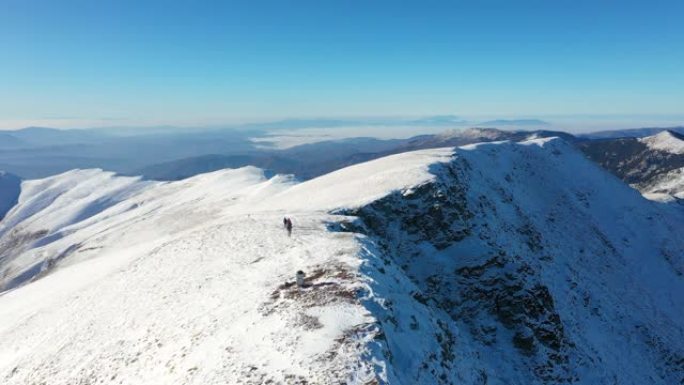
285, 217, 293, 236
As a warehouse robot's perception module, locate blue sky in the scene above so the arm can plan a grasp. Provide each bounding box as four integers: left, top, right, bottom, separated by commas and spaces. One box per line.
1, 0, 683, 129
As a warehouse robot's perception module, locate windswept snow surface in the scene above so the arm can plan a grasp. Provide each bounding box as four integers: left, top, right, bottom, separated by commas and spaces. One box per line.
641, 168, 684, 202
633, 131, 684, 202
0, 141, 682, 384
0, 150, 449, 384
639, 130, 684, 154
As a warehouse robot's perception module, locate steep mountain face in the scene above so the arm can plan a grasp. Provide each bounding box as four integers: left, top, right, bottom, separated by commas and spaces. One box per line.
578, 130, 684, 202
0, 169, 155, 291
337, 139, 683, 384
0, 171, 21, 220
638, 168, 684, 202
0, 140, 682, 385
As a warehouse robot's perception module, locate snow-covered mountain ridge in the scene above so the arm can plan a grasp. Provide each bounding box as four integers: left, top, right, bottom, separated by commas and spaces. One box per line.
0, 138, 682, 384
639, 130, 684, 154
636, 131, 684, 201
579, 130, 684, 203
338, 138, 683, 384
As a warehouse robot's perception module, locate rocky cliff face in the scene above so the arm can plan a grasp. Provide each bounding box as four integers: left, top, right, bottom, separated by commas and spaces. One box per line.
0, 171, 21, 221
337, 139, 684, 384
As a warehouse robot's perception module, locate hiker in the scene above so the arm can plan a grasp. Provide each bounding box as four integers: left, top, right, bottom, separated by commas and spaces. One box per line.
285, 218, 293, 237
296, 270, 306, 287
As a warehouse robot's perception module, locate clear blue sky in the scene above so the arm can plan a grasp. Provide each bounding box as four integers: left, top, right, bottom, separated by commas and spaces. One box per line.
1, 0, 683, 129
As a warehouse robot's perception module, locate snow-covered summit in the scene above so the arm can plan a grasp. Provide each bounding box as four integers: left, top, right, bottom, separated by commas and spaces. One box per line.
580, 130, 684, 203
0, 138, 682, 384
265, 148, 453, 211
634, 131, 684, 201
639, 130, 684, 154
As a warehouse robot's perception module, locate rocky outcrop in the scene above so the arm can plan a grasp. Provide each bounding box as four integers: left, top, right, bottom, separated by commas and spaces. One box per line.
338, 159, 574, 383
335, 139, 684, 384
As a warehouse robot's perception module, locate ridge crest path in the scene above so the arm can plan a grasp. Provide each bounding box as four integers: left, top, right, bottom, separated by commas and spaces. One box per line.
1, 212, 378, 384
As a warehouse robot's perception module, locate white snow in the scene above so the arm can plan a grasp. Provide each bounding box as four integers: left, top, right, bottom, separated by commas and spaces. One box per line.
640, 167, 684, 202
263, 148, 453, 211
0, 138, 682, 384
0, 149, 453, 384
639, 130, 684, 154
633, 131, 684, 202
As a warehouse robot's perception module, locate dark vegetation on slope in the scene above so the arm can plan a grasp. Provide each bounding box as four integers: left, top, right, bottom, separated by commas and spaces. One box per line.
577, 131, 684, 184
0, 124, 681, 194
332, 144, 683, 384
134, 129, 573, 181
336, 159, 575, 384
134, 127, 684, 200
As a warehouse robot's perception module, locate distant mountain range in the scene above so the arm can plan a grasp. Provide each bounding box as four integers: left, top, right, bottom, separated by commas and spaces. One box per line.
579, 126, 684, 139
132, 128, 570, 181
478, 119, 550, 126
2, 124, 684, 204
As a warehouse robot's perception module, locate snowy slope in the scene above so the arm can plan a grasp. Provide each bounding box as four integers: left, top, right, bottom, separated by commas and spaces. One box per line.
580, 130, 684, 203
0, 153, 446, 384
336, 138, 683, 384
0, 169, 156, 290
0, 139, 683, 384
639, 130, 684, 154
641, 168, 684, 202
635, 131, 684, 202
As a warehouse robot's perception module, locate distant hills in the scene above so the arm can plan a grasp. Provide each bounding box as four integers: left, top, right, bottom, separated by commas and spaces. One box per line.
478, 119, 550, 126
2, 123, 684, 204
579, 126, 684, 139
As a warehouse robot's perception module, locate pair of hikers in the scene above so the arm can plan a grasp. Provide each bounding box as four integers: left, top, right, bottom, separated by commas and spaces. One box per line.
283, 217, 293, 236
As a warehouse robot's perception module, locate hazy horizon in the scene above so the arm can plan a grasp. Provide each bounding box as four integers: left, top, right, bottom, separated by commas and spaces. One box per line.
1, 114, 684, 136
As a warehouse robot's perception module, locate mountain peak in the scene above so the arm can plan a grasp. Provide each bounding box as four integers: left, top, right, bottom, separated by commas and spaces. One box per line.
639, 130, 684, 154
